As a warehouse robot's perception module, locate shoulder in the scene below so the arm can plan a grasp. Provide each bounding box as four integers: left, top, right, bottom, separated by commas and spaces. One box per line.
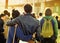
13, 15, 23, 20
40, 17, 44, 22
52, 18, 57, 23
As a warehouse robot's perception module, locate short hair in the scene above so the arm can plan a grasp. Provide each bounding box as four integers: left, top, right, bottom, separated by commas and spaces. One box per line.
56, 16, 58, 20
24, 4, 32, 13
0, 14, 5, 18
4, 10, 10, 17
12, 10, 20, 18
4, 10, 8, 14
39, 13, 42, 16
32, 13, 36, 18
45, 8, 52, 16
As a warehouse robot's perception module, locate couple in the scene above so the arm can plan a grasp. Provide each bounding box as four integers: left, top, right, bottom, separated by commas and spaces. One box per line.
6, 4, 58, 43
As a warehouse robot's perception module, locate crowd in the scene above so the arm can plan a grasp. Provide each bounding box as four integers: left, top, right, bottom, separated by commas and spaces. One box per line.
0, 4, 60, 43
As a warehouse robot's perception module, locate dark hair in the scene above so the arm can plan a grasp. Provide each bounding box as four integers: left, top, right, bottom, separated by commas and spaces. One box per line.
12, 10, 20, 18
12, 9, 15, 12
39, 13, 42, 16
7, 12, 10, 17
24, 4, 32, 13
4, 10, 10, 17
56, 16, 58, 20
4, 10, 8, 14
32, 13, 36, 18
0, 14, 5, 18
45, 8, 52, 16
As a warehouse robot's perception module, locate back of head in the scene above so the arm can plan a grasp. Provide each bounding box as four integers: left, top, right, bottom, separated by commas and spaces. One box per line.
4, 10, 10, 17
39, 13, 42, 16
4, 10, 8, 14
32, 13, 36, 18
56, 16, 58, 20
12, 10, 20, 18
24, 4, 32, 13
12, 9, 15, 13
0, 14, 5, 18
45, 8, 52, 16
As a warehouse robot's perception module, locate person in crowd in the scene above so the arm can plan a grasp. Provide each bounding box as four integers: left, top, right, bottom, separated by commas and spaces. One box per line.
55, 16, 60, 41
37, 13, 43, 21
6, 9, 20, 43
4, 10, 10, 19
3, 10, 10, 39
31, 13, 36, 18
6, 4, 39, 43
37, 8, 58, 43
56, 16, 60, 29
0, 14, 6, 43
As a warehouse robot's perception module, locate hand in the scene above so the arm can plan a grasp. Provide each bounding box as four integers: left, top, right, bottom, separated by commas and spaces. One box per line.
15, 24, 18, 28
32, 32, 36, 38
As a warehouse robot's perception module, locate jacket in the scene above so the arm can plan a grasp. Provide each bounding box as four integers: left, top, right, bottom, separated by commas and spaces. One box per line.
7, 26, 33, 43
6, 14, 39, 43
6, 14, 39, 35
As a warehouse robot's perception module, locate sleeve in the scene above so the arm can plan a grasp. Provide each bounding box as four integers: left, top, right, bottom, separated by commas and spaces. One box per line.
6, 17, 19, 26
0, 28, 4, 32
53, 18, 58, 37
0, 19, 4, 32
36, 19, 44, 41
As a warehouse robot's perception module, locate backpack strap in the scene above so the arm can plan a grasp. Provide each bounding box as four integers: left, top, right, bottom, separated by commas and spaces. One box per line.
40, 17, 54, 30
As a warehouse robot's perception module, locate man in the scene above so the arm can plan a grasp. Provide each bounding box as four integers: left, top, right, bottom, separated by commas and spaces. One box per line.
37, 13, 43, 21
6, 4, 39, 43
3, 10, 10, 39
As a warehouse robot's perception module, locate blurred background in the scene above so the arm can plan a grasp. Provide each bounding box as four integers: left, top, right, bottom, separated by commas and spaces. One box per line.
0, 0, 60, 16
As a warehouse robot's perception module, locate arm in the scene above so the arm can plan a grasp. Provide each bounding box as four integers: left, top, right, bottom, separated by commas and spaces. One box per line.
36, 18, 44, 41
0, 19, 4, 32
53, 18, 58, 37
6, 17, 19, 26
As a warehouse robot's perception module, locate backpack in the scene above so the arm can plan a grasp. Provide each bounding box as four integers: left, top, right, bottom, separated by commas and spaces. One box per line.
40, 18, 54, 38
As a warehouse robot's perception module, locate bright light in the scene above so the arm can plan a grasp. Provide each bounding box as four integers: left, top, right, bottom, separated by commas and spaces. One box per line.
52, 13, 59, 17
0, 0, 5, 14
40, 3, 45, 13
15, 7, 24, 14
46, 0, 52, 1
0, 0, 5, 3
0, 0, 5, 6
0, 7, 5, 14
8, 0, 26, 5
